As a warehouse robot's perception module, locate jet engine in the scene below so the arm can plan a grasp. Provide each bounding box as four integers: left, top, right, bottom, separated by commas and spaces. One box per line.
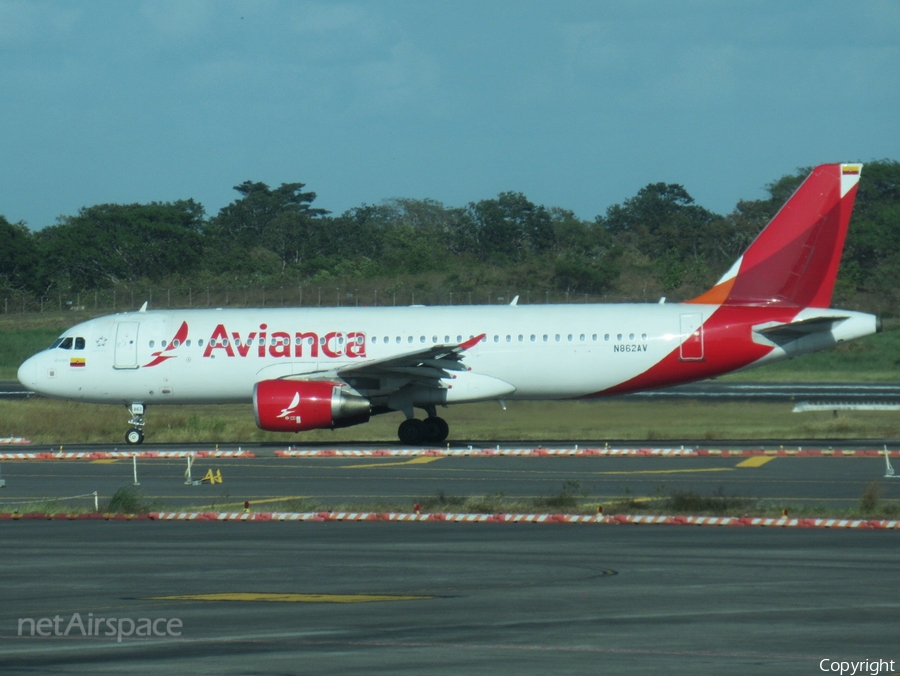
253, 379, 370, 432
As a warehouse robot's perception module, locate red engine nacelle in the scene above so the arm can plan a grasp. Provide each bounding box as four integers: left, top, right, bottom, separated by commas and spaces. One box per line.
253, 379, 370, 432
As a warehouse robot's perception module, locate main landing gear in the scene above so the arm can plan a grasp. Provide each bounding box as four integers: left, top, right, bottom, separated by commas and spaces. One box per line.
125, 403, 145, 445
397, 406, 450, 445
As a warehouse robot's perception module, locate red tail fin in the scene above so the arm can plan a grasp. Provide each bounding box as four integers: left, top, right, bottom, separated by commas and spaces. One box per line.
689, 163, 862, 308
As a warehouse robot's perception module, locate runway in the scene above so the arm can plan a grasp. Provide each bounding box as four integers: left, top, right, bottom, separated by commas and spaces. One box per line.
0, 522, 896, 675
0, 447, 897, 510
2, 445, 898, 674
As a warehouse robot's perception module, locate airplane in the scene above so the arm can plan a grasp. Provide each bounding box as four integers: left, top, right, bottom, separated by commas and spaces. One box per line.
17, 163, 880, 445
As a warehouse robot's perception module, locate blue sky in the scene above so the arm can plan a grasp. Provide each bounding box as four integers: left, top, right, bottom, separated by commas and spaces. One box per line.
2, 0, 898, 229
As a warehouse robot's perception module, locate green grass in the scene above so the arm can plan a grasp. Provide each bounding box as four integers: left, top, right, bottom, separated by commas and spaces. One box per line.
3, 397, 900, 445
2, 477, 897, 520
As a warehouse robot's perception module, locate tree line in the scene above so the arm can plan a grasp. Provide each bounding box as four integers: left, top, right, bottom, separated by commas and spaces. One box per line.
1, 160, 898, 312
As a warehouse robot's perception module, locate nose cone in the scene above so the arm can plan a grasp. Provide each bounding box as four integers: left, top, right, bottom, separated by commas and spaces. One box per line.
17, 356, 38, 390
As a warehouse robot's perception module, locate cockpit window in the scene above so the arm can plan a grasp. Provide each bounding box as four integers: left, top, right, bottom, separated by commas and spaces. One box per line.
50, 338, 64, 349
74, 337, 85, 350
59, 337, 74, 350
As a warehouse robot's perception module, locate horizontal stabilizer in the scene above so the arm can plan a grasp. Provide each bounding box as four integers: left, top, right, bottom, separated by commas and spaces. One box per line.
754, 316, 848, 344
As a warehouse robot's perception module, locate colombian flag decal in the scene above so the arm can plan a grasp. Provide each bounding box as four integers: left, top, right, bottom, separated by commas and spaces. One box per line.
70, 357, 86, 368
842, 165, 861, 175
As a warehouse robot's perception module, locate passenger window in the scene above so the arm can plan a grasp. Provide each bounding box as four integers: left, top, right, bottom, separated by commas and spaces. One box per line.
530, 335, 536, 342
579, 334, 585, 342
617, 334, 623, 341
543, 335, 548, 342
149, 340, 155, 348
604, 334, 610, 341
186, 340, 191, 347
629, 333, 635, 341
518, 335, 523, 342
493, 335, 499, 343
396, 336, 401, 344
198, 339, 204, 347
567, 334, 572, 342
74, 337, 85, 350
420, 336, 425, 343
592, 334, 597, 341
642, 333, 648, 341
555, 335, 560, 342
432, 336, 438, 344
506, 335, 511, 342
173, 340, 180, 348
408, 336, 413, 344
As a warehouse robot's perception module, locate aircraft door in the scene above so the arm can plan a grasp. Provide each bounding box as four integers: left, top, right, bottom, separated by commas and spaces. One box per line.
114, 322, 140, 369
679, 313, 705, 361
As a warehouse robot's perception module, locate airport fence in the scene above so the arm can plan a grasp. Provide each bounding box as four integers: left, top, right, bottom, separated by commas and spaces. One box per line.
2, 284, 616, 317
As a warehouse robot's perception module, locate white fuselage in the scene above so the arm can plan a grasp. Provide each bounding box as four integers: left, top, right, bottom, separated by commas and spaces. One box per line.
17, 303, 878, 408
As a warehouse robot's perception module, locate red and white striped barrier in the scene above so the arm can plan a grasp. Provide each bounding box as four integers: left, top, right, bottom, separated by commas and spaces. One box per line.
2, 510, 896, 528
0, 450, 256, 461
274, 447, 900, 458
139, 511, 900, 529
0, 437, 31, 445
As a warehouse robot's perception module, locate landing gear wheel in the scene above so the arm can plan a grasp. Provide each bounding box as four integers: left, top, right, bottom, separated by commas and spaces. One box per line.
398, 418, 426, 445
423, 416, 449, 443
125, 428, 144, 445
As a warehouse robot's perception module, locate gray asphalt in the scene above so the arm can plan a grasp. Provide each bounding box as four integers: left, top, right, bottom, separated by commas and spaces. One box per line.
0, 523, 896, 675
1, 454, 898, 510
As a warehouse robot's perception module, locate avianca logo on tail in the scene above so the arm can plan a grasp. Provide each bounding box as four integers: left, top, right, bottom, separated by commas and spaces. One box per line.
276, 391, 302, 423
143, 321, 189, 368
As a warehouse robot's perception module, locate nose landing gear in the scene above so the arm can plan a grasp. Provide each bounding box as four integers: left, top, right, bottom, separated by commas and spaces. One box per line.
126, 403, 145, 445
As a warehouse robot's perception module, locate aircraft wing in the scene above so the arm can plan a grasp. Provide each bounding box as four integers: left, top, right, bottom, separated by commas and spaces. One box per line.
335, 333, 486, 389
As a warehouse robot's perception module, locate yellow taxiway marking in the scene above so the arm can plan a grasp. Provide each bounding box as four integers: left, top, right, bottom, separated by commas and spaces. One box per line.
148, 593, 432, 603
90, 459, 119, 464
191, 496, 312, 510
736, 456, 776, 468
589, 468, 734, 476
341, 457, 444, 469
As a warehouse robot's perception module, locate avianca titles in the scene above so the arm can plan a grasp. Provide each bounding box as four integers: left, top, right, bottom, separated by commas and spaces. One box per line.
17, 164, 880, 445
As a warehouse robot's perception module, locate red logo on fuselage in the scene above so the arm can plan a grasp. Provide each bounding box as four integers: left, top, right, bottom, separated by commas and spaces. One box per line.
143, 321, 189, 367
202, 324, 367, 360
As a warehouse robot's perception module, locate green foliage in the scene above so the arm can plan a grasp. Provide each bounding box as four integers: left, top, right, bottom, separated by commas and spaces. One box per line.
598, 182, 728, 291
106, 486, 153, 514
662, 487, 755, 515
0, 216, 39, 292
1, 159, 898, 310
36, 201, 205, 289
859, 481, 881, 514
